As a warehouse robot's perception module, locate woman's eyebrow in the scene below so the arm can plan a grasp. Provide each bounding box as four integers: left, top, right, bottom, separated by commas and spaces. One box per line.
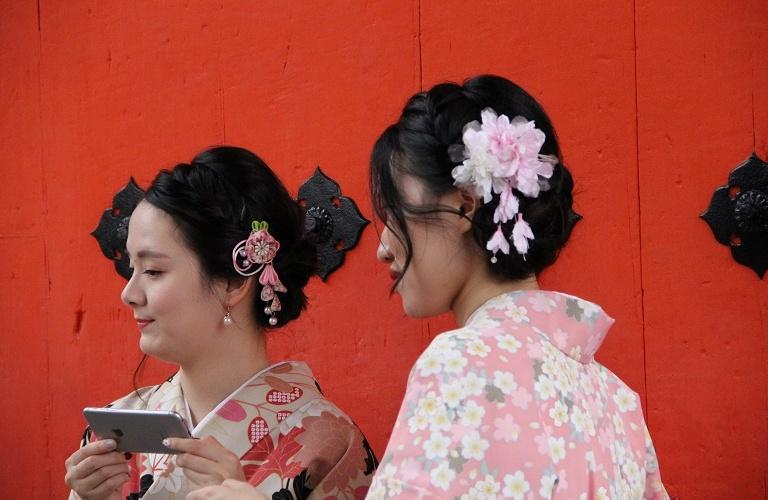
126, 249, 171, 259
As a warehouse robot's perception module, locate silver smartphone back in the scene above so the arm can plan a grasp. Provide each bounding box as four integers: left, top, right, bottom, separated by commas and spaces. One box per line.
83, 407, 192, 454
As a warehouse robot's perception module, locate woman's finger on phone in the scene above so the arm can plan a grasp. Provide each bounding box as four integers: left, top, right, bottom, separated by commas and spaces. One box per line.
65, 439, 117, 470
165, 436, 226, 460
162, 437, 195, 453
175, 437, 245, 483
177, 437, 241, 471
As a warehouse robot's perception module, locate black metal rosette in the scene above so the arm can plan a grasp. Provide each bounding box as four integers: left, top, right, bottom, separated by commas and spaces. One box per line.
298, 167, 370, 280
93, 169, 369, 281
701, 153, 768, 278
91, 178, 145, 280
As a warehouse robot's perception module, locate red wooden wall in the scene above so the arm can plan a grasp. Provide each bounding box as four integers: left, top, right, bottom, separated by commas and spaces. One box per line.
1, 1, 766, 498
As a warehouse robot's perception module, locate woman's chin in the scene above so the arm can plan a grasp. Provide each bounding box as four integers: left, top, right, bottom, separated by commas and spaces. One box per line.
401, 294, 452, 319
139, 336, 166, 360
401, 300, 432, 319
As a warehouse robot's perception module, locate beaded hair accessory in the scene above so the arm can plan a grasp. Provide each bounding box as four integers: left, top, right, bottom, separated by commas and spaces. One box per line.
232, 220, 286, 326
450, 108, 559, 262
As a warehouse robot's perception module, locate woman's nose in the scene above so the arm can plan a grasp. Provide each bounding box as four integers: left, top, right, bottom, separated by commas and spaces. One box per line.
120, 271, 145, 307
377, 231, 394, 263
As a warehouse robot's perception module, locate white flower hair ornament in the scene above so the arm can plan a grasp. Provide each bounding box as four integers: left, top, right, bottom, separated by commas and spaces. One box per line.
450, 108, 559, 262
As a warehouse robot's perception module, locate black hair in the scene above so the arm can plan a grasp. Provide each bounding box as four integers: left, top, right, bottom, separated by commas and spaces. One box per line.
143, 145, 317, 328
370, 74, 577, 285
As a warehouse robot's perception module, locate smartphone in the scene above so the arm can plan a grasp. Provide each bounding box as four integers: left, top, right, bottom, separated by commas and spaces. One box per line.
83, 407, 192, 454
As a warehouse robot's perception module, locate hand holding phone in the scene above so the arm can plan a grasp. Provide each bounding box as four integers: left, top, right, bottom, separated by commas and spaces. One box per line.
83, 407, 192, 454
166, 435, 246, 489
64, 438, 130, 500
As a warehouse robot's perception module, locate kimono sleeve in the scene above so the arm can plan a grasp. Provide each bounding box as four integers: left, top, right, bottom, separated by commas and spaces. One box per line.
368, 331, 484, 499
368, 329, 541, 498
246, 399, 377, 500
642, 423, 671, 500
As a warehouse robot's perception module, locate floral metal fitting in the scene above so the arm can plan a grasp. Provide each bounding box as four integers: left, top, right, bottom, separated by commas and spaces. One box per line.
451, 108, 559, 261
232, 220, 286, 326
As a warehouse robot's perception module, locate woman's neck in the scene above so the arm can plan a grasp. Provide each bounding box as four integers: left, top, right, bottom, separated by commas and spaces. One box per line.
178, 330, 269, 427
452, 269, 540, 327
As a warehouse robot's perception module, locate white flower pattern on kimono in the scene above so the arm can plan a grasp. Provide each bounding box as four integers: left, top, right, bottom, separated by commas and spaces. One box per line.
503, 471, 531, 499
367, 291, 669, 500
429, 461, 456, 491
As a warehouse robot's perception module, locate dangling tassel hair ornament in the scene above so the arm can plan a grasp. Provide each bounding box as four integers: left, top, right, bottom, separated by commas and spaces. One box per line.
232, 221, 287, 326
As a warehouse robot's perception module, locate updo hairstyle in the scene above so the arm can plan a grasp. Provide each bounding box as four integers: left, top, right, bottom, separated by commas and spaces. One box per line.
144, 146, 317, 328
370, 74, 576, 282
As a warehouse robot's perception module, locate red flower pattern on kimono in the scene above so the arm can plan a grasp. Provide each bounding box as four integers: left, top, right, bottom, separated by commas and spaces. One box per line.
69, 361, 376, 500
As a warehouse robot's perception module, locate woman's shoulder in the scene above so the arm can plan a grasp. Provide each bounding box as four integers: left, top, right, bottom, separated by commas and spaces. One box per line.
415, 323, 525, 371
265, 378, 378, 496
272, 363, 364, 433
290, 397, 358, 428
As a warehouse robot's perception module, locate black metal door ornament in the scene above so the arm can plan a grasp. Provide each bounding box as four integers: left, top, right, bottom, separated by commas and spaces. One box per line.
298, 167, 369, 280
91, 168, 369, 281
701, 153, 768, 278
91, 178, 144, 280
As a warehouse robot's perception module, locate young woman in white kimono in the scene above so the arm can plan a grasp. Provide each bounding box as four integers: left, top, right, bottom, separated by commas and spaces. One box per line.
65, 147, 377, 500
191, 76, 670, 500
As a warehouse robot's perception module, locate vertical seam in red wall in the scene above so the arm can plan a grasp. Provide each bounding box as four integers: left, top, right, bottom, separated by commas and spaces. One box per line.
217, 0, 226, 142
36, 0, 53, 493
755, 27, 768, 469
752, 91, 757, 151
632, 0, 650, 419
417, 0, 423, 90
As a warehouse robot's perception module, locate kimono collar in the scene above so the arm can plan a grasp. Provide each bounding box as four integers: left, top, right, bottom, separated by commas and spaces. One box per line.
179, 360, 318, 433
466, 290, 615, 364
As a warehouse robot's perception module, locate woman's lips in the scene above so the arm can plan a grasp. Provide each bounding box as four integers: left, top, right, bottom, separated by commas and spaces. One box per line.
135, 319, 154, 330
389, 269, 401, 281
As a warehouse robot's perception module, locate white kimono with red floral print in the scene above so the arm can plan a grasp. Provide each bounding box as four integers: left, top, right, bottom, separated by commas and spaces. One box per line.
71, 361, 377, 500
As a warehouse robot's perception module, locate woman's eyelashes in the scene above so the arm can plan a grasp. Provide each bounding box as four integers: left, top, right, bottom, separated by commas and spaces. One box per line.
127, 260, 163, 278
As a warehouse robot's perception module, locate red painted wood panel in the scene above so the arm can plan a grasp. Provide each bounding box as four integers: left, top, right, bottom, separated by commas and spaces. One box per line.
636, 0, 768, 497
0, 2, 51, 497
0, 1, 766, 498
2, 2, 420, 497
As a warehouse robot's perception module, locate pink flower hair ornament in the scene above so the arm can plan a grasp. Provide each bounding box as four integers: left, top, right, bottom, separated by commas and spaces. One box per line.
232, 220, 286, 326
450, 108, 559, 262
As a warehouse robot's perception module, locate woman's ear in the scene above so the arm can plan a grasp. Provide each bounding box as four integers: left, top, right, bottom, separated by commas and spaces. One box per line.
456, 189, 478, 234
222, 277, 254, 309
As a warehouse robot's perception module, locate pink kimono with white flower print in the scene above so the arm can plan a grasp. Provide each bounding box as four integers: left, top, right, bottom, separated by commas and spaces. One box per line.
368, 291, 668, 499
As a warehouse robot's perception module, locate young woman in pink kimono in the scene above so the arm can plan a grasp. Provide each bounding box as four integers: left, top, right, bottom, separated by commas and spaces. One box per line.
361, 75, 670, 499
189, 76, 670, 500
64, 147, 377, 500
